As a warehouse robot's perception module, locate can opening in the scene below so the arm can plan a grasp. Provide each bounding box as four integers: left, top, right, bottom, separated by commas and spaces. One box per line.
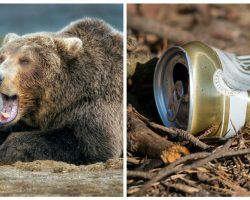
154, 47, 191, 131
173, 63, 189, 94
167, 60, 190, 130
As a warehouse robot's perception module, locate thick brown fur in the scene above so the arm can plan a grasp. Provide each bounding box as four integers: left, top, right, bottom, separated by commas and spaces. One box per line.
0, 18, 123, 165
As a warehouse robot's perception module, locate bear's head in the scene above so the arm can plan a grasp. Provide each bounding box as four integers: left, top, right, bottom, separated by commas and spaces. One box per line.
0, 32, 83, 127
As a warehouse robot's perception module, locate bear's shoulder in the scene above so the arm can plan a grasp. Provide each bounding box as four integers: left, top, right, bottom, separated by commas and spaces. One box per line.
59, 18, 121, 39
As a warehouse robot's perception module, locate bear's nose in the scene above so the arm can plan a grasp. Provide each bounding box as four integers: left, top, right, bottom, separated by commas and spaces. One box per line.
0, 74, 4, 85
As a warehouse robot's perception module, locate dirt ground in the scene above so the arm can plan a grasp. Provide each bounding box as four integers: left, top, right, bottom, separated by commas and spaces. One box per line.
127, 4, 250, 197
0, 159, 123, 196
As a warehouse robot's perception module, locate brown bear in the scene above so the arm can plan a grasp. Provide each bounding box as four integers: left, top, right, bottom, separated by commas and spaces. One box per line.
0, 18, 123, 165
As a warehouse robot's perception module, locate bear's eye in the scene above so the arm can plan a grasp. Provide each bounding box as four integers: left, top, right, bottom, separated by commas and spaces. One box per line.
0, 56, 4, 64
19, 57, 30, 66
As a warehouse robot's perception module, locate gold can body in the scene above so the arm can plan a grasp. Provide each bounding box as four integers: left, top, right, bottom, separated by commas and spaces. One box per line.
154, 41, 250, 137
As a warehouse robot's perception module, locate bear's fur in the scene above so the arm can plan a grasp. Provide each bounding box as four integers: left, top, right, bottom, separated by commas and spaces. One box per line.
0, 18, 123, 165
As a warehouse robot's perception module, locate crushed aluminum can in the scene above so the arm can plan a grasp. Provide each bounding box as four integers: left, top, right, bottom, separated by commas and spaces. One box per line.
153, 41, 250, 138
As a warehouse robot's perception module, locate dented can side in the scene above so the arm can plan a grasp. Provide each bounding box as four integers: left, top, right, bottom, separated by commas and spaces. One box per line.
154, 41, 250, 138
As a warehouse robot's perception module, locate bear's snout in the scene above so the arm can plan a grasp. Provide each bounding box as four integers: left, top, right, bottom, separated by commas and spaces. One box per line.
0, 73, 3, 85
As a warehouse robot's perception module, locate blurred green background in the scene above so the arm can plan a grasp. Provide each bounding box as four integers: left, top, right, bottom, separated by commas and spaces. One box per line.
0, 4, 123, 45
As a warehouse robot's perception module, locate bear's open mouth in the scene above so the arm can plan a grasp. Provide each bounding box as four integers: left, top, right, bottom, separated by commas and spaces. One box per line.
0, 93, 18, 124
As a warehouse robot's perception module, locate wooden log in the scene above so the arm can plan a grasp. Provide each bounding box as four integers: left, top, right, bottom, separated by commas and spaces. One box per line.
127, 107, 189, 162
127, 14, 195, 44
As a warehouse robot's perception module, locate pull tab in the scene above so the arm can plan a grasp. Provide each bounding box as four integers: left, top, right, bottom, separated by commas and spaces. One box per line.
167, 80, 184, 122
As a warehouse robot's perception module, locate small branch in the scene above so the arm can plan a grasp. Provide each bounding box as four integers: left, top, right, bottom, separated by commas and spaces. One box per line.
152, 123, 211, 150
137, 140, 250, 195
162, 182, 199, 194
133, 108, 210, 150
127, 170, 154, 180
197, 126, 217, 139
128, 152, 210, 180
127, 157, 143, 165
128, 111, 174, 159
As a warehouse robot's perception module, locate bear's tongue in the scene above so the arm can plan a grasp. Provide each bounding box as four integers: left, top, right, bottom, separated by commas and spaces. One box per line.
0, 94, 18, 124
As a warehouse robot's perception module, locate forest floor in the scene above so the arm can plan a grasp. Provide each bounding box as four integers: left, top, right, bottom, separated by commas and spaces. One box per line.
127, 4, 250, 197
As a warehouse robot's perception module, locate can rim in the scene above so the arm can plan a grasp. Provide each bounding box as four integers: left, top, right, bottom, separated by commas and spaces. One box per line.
153, 46, 193, 132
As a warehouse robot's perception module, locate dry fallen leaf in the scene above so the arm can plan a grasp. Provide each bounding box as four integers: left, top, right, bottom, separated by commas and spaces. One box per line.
160, 144, 190, 163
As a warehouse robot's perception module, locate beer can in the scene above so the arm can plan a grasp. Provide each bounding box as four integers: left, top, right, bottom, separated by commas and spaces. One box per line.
153, 41, 250, 138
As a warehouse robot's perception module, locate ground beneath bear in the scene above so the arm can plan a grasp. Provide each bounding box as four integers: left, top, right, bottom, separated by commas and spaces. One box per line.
0, 159, 123, 196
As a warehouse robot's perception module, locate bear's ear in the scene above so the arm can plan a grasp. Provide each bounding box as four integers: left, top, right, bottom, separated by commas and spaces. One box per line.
56, 37, 82, 56
3, 33, 20, 44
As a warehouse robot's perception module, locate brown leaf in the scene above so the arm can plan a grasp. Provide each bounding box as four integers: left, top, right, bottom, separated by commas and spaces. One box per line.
160, 144, 190, 163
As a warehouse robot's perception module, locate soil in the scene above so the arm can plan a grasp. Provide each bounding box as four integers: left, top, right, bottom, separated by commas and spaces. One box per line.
0, 159, 123, 196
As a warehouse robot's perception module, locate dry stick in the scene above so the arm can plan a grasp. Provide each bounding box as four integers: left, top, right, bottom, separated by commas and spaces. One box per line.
127, 157, 142, 165
209, 159, 246, 192
133, 108, 210, 150
131, 146, 250, 196
220, 148, 250, 157
127, 152, 211, 180
127, 14, 195, 43
162, 182, 199, 194
209, 185, 235, 196
150, 123, 211, 150
139, 148, 250, 196
197, 126, 216, 139
230, 120, 238, 135
233, 157, 241, 174
127, 171, 154, 180
178, 176, 199, 188
136, 139, 250, 195
128, 111, 174, 159
215, 171, 247, 192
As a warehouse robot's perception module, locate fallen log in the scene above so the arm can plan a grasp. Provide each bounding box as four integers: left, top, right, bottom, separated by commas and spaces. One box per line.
127, 13, 195, 44
127, 107, 189, 163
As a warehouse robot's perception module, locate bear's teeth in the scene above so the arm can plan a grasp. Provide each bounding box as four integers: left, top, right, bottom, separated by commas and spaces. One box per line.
0, 112, 10, 118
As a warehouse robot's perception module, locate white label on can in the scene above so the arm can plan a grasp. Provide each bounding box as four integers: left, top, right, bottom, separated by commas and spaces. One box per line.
213, 47, 250, 90
213, 69, 248, 137
213, 69, 240, 96
225, 92, 248, 138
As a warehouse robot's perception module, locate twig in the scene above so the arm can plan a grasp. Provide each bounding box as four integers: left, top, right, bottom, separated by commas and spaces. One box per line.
130, 152, 210, 195
197, 125, 217, 139
221, 148, 250, 157
178, 176, 199, 188
133, 108, 210, 150
230, 120, 237, 135
128, 111, 174, 158
209, 185, 234, 196
127, 157, 143, 165
136, 140, 250, 196
151, 123, 211, 150
162, 182, 199, 194
128, 152, 210, 184
127, 170, 154, 180
215, 172, 247, 192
